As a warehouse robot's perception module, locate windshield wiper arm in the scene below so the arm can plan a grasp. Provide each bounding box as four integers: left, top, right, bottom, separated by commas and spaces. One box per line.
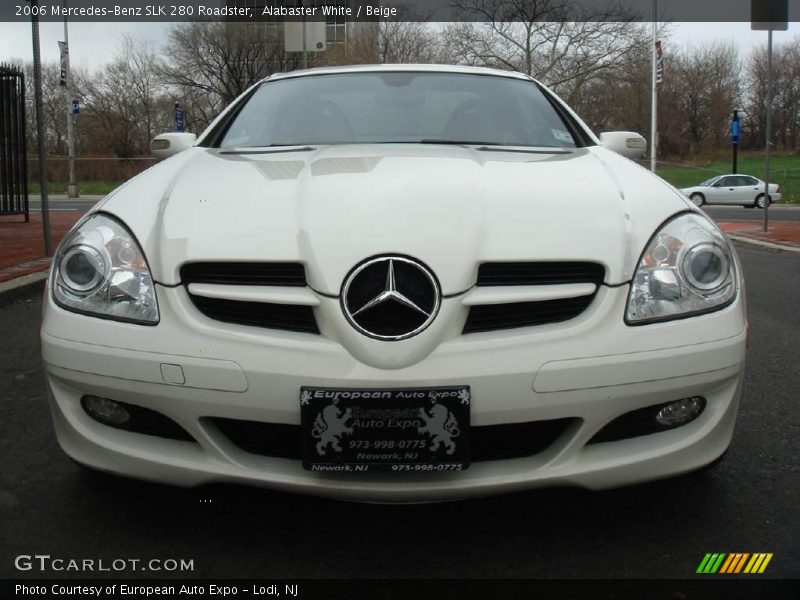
418, 139, 503, 146
219, 145, 317, 155
417, 140, 572, 154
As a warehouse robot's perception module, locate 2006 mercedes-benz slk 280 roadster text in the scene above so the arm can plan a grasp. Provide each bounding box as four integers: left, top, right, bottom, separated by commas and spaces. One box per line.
41, 65, 746, 502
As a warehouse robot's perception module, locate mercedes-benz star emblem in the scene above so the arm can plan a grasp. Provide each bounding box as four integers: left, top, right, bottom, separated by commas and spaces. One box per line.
341, 256, 440, 341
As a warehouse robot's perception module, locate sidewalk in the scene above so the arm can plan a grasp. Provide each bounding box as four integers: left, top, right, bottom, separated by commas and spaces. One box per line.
0, 212, 83, 283
718, 220, 800, 250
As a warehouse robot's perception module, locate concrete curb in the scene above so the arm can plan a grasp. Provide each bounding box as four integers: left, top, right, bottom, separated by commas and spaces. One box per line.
729, 235, 800, 254
0, 271, 48, 306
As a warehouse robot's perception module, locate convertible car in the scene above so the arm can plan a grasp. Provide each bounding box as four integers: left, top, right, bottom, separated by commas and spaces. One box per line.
41, 65, 746, 502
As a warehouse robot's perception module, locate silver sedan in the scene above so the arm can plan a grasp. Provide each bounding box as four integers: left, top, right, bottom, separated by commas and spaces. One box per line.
681, 174, 782, 208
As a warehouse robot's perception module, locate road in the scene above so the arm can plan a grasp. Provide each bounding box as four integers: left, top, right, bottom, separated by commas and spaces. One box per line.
0, 245, 798, 582
703, 205, 800, 221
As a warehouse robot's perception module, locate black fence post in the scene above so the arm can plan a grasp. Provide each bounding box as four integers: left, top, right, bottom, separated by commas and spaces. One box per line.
0, 63, 29, 221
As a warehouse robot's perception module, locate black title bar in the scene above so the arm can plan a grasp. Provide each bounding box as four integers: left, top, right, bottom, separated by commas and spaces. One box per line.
5, 579, 800, 600
3, 0, 800, 23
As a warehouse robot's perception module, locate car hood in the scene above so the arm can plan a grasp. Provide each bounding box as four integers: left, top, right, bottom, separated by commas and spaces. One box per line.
98, 144, 692, 294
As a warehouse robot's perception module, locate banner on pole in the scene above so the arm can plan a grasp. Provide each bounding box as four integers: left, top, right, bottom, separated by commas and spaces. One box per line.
58, 41, 67, 87
655, 40, 664, 83
175, 104, 185, 132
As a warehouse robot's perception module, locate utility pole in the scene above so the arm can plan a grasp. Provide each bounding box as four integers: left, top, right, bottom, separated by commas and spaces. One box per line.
63, 0, 78, 197
28, 0, 52, 256
763, 26, 773, 233
649, 0, 658, 174
731, 110, 740, 174
750, 0, 787, 232
302, 3, 308, 69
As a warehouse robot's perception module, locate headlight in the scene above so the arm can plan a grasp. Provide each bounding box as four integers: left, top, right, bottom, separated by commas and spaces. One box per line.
53, 213, 159, 324
626, 212, 736, 324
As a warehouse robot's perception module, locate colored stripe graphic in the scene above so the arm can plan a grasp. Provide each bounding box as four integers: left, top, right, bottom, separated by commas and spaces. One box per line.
699, 553, 773, 574
719, 554, 736, 574
720, 553, 749, 573
744, 553, 774, 574
697, 554, 713, 574
733, 553, 750, 573
697, 553, 727, 574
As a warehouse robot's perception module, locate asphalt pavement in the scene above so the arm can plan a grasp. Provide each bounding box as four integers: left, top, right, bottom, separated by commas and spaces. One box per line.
0, 245, 798, 581
703, 205, 800, 222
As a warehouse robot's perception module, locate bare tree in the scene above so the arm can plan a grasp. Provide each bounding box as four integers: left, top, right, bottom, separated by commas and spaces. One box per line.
743, 35, 800, 151
159, 21, 304, 131
667, 41, 740, 156
78, 36, 171, 156
444, 0, 647, 103
116, 35, 165, 147
378, 21, 450, 64
22, 62, 81, 154
325, 19, 449, 66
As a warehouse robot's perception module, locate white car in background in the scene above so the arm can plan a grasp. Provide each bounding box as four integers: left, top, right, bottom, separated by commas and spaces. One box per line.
41, 65, 746, 503
681, 174, 781, 208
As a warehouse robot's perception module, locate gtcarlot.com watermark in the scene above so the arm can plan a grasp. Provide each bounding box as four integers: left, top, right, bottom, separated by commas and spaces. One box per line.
14, 554, 194, 573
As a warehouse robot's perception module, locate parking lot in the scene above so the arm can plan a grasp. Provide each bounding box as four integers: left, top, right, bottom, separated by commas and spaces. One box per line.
0, 243, 798, 581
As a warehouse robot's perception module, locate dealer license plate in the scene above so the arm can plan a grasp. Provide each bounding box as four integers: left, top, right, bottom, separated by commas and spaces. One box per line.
300, 386, 471, 472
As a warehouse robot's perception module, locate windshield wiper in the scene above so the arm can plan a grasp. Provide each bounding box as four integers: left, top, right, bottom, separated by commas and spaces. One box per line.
219, 145, 317, 155
418, 140, 572, 154
418, 139, 502, 146
473, 145, 573, 155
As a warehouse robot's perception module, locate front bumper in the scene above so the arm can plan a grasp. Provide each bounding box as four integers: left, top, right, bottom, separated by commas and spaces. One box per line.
41, 283, 746, 503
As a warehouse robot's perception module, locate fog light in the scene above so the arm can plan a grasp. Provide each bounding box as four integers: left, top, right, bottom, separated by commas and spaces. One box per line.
82, 396, 130, 425
655, 396, 705, 427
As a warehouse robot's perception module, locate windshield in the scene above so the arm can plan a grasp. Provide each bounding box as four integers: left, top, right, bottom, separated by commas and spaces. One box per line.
699, 177, 718, 187
218, 72, 580, 149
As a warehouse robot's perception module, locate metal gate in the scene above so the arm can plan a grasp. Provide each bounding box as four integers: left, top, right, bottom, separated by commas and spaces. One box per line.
0, 63, 29, 220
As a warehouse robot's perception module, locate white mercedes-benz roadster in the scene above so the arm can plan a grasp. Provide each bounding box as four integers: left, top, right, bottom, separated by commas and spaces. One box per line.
41, 65, 746, 502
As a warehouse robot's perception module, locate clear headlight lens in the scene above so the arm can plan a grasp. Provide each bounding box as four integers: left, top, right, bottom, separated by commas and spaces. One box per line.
53, 213, 159, 324
626, 213, 736, 324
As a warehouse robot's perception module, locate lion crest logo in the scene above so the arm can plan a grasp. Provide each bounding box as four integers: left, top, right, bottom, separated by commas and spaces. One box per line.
418, 402, 460, 455
311, 400, 353, 455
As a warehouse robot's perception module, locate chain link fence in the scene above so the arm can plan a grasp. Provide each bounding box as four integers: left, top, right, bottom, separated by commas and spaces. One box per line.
27, 157, 159, 195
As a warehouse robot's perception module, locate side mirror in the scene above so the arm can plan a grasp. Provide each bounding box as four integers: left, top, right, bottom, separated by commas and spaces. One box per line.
599, 131, 647, 160
150, 132, 197, 159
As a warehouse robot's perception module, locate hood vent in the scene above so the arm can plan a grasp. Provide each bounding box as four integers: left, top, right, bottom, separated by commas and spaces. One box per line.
476, 261, 605, 287
181, 262, 318, 334
464, 261, 604, 334
180, 262, 307, 287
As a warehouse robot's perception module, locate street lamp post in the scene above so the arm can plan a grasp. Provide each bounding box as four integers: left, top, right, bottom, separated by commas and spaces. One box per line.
63, 0, 78, 197
763, 26, 773, 233
731, 109, 740, 174
650, 0, 658, 174
27, 0, 52, 256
